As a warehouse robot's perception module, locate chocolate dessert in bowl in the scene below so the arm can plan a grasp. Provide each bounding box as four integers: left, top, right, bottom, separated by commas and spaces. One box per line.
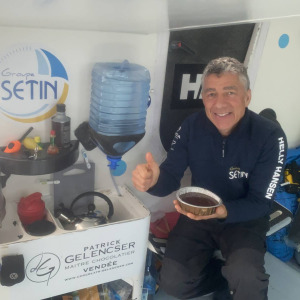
176, 187, 222, 216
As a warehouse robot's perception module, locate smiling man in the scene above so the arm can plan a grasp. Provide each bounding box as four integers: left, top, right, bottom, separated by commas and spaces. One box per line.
132, 57, 287, 300
202, 72, 251, 137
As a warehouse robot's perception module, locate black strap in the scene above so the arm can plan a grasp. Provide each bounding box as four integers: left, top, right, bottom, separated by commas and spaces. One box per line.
70, 191, 114, 219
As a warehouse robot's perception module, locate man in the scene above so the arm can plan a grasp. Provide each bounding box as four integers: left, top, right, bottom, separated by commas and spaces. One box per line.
132, 57, 287, 299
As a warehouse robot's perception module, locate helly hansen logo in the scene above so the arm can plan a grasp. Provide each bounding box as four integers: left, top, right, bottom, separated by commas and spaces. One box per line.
171, 64, 205, 109
180, 73, 202, 100
265, 137, 286, 200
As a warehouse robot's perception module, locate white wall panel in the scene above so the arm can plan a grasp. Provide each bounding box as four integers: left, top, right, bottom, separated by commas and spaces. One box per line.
0, 26, 161, 206
250, 17, 300, 148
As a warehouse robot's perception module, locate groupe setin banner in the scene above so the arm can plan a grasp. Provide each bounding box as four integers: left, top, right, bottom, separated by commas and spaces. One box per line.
0, 44, 69, 123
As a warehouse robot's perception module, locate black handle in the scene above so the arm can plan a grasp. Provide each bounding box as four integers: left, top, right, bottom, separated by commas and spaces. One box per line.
70, 191, 114, 219
19, 127, 34, 142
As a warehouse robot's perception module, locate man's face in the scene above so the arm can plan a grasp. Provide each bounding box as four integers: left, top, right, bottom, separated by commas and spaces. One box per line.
202, 72, 251, 136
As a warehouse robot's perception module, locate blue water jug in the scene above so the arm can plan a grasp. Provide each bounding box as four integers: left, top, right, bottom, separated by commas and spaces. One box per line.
88, 60, 150, 173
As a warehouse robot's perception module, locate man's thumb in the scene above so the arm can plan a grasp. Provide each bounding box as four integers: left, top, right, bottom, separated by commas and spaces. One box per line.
145, 152, 156, 167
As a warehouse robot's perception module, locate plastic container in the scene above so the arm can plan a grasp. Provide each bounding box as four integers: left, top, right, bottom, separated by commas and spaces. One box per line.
88, 60, 150, 173
89, 60, 150, 136
52, 104, 71, 148
17, 192, 45, 225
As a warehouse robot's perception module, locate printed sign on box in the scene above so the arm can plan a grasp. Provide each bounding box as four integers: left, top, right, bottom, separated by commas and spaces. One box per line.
1, 218, 149, 300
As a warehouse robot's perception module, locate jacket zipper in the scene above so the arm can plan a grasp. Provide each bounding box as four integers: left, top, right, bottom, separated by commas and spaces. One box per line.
222, 139, 226, 158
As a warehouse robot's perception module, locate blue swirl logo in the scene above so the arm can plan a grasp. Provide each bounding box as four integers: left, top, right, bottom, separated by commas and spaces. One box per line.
0, 45, 69, 122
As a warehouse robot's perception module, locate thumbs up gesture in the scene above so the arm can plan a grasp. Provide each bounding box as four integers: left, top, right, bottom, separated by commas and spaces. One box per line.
132, 152, 160, 192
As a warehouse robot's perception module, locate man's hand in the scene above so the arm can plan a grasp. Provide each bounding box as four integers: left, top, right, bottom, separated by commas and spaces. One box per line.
173, 199, 228, 220
132, 152, 160, 192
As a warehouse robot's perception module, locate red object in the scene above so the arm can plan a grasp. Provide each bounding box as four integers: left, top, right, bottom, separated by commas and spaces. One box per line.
47, 129, 59, 154
150, 211, 180, 239
17, 192, 45, 225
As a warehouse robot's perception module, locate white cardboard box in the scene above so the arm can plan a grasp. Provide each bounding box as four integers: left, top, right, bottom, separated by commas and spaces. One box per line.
0, 186, 150, 300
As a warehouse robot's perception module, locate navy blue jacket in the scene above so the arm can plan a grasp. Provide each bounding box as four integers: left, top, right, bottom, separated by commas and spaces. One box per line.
148, 109, 287, 223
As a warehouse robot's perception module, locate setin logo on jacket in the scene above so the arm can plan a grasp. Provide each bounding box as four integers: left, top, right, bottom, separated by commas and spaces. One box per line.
0, 44, 69, 123
228, 167, 249, 180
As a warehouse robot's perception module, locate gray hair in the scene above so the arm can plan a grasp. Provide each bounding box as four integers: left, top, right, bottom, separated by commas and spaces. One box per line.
201, 57, 250, 90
